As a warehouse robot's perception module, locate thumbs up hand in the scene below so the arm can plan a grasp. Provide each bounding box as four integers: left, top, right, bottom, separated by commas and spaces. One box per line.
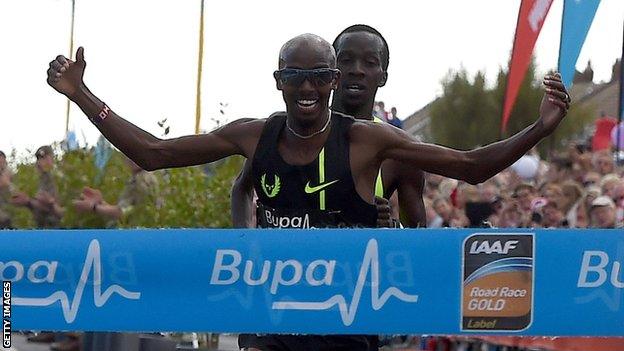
47, 47, 86, 98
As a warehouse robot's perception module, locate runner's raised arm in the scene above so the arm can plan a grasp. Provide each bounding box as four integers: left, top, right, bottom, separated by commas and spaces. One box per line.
47, 47, 263, 171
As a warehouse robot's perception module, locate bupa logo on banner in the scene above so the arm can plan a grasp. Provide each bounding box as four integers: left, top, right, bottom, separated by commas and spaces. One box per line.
4, 239, 141, 324
3, 230, 422, 332
208, 238, 418, 326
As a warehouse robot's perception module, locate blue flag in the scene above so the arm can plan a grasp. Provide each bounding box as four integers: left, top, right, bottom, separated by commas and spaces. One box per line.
94, 135, 112, 173
558, 0, 601, 88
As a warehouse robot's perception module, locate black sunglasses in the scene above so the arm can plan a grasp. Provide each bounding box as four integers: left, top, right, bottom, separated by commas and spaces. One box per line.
274, 68, 338, 87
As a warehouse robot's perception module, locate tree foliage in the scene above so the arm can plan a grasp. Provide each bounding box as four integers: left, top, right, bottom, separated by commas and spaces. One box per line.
430, 60, 593, 154
8, 147, 243, 229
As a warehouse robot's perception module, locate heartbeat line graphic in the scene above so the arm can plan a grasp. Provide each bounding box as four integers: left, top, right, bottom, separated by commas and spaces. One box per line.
272, 239, 418, 326
12, 240, 141, 323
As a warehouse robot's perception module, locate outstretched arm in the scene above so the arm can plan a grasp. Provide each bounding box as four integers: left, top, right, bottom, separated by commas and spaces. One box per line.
231, 159, 256, 228
369, 74, 570, 184
47, 48, 261, 171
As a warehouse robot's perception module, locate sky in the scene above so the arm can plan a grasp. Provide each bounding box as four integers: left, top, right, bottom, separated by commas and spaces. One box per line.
1, 0, 622, 157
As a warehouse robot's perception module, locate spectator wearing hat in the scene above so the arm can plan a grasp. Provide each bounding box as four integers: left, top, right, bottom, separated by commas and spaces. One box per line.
589, 196, 618, 228
11, 145, 64, 228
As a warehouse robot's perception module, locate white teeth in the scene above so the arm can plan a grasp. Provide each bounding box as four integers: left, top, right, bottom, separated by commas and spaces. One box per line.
297, 99, 317, 106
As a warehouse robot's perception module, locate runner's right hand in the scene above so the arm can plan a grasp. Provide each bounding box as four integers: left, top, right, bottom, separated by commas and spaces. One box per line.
47, 47, 86, 98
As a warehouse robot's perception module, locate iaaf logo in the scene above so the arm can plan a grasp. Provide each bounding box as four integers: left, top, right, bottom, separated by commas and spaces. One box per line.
209, 239, 419, 326
469, 240, 519, 255
3, 240, 140, 323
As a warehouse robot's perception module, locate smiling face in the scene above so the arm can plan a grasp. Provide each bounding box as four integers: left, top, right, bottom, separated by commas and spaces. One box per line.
276, 34, 339, 130
332, 31, 387, 117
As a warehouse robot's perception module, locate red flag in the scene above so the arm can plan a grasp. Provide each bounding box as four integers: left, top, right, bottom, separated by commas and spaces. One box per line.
502, 0, 554, 133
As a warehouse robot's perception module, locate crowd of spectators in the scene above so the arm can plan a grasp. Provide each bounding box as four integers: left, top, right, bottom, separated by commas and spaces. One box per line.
423, 145, 623, 230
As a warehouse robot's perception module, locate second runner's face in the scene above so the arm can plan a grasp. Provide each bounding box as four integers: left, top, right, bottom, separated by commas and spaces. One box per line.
334, 32, 387, 110
277, 46, 338, 128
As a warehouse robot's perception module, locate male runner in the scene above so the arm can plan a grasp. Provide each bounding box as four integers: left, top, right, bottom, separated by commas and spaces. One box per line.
48, 33, 570, 350
232, 25, 426, 228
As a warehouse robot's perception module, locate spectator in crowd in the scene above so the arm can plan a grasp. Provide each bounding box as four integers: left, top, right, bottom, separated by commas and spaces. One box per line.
561, 181, 583, 227
433, 197, 454, 227
424, 198, 443, 228
73, 157, 158, 227
542, 201, 568, 228
10, 145, 64, 228
513, 183, 537, 213
574, 201, 589, 228
612, 180, 624, 224
498, 201, 524, 228
589, 196, 618, 228
10, 150, 68, 351
386, 107, 403, 129
600, 173, 620, 199
0, 150, 13, 229
373, 100, 388, 121
592, 111, 617, 152
542, 183, 565, 212
594, 150, 615, 175
582, 186, 602, 220
479, 181, 500, 203
582, 171, 601, 188
544, 157, 572, 184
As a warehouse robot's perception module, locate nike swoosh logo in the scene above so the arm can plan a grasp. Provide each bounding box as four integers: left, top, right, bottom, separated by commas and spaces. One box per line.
305, 179, 339, 194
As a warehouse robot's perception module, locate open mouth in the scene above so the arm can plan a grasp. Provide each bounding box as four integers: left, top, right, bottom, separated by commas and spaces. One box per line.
345, 83, 366, 94
296, 98, 319, 112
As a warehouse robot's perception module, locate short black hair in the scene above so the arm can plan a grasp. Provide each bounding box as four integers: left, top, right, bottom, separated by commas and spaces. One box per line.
333, 24, 389, 71
0, 150, 4, 158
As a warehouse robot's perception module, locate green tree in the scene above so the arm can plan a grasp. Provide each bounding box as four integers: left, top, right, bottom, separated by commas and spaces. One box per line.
430, 68, 499, 149
8, 146, 243, 229
430, 59, 593, 155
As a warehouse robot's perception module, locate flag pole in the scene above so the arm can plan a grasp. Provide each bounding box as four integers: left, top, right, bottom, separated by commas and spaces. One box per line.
194, 0, 205, 134
64, 0, 76, 135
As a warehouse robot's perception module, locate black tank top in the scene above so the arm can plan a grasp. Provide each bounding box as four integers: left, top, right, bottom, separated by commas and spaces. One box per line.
252, 111, 377, 228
